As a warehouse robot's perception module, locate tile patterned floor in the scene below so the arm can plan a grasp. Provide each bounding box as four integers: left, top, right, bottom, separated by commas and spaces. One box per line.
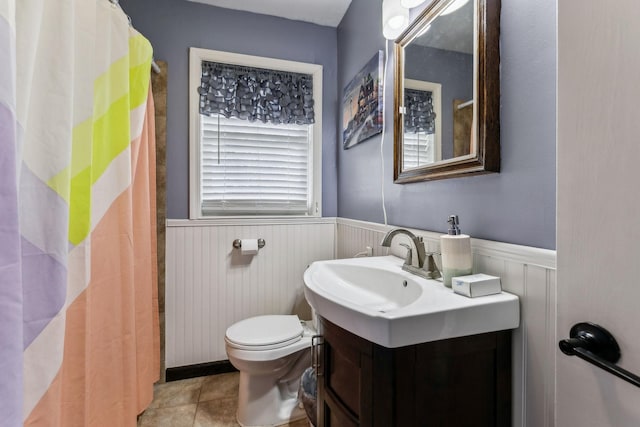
138, 373, 311, 427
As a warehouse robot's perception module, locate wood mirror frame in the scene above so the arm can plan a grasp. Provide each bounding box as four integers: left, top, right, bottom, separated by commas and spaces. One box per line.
393, 0, 500, 183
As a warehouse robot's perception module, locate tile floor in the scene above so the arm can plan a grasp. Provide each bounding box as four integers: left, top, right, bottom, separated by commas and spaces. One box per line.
137, 372, 311, 427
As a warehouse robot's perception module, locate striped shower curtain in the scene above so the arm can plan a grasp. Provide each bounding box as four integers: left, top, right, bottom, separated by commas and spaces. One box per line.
0, 1, 160, 426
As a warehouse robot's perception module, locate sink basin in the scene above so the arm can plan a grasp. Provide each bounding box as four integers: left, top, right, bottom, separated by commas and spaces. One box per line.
312, 262, 424, 312
303, 255, 519, 348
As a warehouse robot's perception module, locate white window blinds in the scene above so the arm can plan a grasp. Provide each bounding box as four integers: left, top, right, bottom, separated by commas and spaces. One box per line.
200, 115, 313, 215
403, 131, 436, 169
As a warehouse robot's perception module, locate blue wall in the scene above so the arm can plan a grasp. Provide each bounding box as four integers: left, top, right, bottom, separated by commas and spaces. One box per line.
337, 0, 556, 249
123, 0, 556, 249
121, 0, 339, 219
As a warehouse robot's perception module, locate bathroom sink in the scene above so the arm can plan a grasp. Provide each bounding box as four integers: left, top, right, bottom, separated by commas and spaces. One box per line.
303, 256, 519, 348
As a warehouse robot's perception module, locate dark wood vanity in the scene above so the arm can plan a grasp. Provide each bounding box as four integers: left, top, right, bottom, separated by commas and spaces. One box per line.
317, 318, 511, 427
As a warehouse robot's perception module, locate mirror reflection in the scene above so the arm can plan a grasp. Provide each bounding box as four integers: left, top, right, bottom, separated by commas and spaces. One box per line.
402, 0, 474, 168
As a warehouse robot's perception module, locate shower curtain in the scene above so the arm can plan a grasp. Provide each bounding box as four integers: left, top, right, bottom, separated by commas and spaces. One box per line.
0, 1, 160, 426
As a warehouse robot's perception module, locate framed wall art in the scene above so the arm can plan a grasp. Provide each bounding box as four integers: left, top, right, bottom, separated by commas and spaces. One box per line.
342, 51, 384, 149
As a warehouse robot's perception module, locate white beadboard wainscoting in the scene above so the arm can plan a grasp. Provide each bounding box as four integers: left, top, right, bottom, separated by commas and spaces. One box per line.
336, 218, 557, 427
165, 218, 336, 368
165, 217, 556, 427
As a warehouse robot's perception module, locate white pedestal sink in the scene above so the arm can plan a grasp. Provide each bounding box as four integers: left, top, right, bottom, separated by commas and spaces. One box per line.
303, 255, 519, 348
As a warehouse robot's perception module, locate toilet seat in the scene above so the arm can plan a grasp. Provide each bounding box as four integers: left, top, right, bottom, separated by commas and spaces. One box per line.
225, 315, 304, 351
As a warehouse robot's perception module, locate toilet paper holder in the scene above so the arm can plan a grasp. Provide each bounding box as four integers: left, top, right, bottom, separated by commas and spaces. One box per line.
232, 238, 266, 250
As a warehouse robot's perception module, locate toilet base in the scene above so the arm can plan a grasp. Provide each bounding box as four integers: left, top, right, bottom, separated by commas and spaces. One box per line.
236, 370, 308, 427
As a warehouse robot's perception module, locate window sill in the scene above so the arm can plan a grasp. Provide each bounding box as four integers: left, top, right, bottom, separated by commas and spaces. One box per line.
167, 216, 335, 227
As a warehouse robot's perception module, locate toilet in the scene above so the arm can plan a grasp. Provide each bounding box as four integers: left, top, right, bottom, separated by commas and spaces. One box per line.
225, 314, 316, 427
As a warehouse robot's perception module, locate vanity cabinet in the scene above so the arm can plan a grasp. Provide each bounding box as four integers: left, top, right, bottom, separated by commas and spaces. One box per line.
316, 318, 512, 427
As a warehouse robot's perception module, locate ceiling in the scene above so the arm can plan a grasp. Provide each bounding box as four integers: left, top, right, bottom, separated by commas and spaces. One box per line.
185, 0, 353, 27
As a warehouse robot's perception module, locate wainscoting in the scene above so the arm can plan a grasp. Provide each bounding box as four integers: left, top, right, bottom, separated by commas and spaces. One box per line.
165, 217, 556, 427
165, 218, 336, 367
336, 218, 557, 427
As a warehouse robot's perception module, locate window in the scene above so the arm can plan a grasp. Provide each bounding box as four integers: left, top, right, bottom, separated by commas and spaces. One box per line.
189, 48, 322, 218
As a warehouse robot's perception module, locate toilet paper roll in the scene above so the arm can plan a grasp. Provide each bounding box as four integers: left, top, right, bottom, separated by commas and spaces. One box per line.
240, 239, 259, 255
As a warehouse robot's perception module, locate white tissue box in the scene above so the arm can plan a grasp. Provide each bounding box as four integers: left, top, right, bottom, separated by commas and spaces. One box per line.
452, 274, 502, 298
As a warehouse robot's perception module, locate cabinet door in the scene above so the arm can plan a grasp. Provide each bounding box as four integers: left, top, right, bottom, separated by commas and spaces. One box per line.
321, 392, 359, 427
395, 331, 511, 427
318, 319, 373, 426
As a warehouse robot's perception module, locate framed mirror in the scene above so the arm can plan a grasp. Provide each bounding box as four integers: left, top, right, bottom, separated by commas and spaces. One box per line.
393, 0, 500, 183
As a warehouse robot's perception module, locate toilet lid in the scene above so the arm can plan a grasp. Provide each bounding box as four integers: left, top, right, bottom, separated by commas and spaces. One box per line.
225, 315, 303, 349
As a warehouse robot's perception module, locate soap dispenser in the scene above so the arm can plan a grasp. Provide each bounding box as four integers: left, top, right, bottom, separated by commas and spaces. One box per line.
440, 215, 473, 287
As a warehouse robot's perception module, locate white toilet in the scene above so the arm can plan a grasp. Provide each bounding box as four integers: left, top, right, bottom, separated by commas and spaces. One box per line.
225, 314, 316, 427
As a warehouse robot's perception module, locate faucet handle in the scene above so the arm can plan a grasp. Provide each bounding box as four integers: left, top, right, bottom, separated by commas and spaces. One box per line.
424, 252, 442, 280
399, 243, 413, 265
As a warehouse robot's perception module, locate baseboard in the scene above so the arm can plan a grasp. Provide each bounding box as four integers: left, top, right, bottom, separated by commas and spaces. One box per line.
165, 360, 237, 382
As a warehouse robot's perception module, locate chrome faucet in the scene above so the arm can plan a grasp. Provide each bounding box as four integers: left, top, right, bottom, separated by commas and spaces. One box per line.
380, 228, 441, 280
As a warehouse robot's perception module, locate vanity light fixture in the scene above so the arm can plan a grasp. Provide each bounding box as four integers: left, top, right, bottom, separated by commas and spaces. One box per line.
383, 0, 410, 40
400, 0, 428, 8
440, 0, 469, 15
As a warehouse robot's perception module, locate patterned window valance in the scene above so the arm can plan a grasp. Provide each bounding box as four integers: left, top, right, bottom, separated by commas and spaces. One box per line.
404, 89, 436, 134
198, 61, 315, 125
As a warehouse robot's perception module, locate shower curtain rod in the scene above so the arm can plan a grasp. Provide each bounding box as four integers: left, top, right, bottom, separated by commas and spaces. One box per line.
108, 0, 161, 74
